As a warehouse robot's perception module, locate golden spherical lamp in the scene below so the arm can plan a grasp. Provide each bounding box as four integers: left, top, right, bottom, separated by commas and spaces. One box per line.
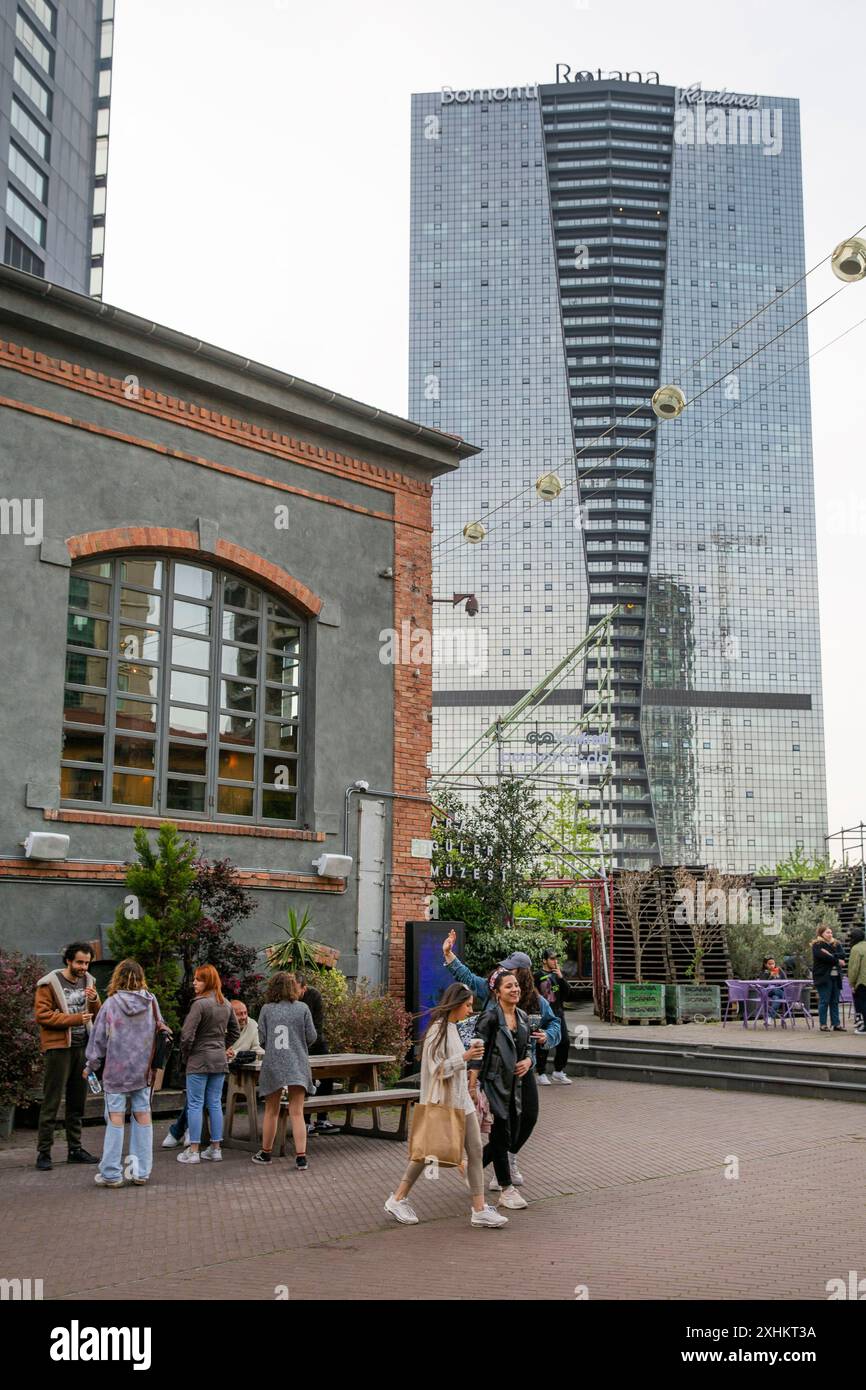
831, 236, 866, 283
651, 384, 686, 420
535, 472, 563, 501
462, 520, 487, 544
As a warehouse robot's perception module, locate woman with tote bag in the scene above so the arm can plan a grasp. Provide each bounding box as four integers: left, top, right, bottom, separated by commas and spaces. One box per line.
384, 983, 508, 1229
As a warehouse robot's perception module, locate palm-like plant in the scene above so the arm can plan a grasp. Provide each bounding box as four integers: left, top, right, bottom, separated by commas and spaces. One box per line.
266, 907, 320, 974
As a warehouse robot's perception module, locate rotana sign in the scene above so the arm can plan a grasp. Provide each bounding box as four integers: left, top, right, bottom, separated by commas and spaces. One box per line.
555, 65, 660, 84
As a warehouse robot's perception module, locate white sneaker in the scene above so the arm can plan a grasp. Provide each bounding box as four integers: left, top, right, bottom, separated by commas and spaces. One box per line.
161, 1132, 180, 1148
538, 1073, 552, 1086
200, 1146, 222, 1161
94, 1172, 123, 1188
498, 1185, 528, 1210
488, 1175, 502, 1191
176, 1148, 200, 1164
384, 1193, 419, 1225
552, 1071, 573, 1085
471, 1204, 509, 1228
507, 1154, 525, 1186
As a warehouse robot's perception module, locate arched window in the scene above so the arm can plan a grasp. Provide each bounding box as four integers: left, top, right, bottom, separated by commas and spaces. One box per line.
62, 556, 302, 824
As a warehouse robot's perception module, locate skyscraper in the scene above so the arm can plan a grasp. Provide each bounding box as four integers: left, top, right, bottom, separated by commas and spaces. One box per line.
0, 0, 113, 296
409, 71, 827, 872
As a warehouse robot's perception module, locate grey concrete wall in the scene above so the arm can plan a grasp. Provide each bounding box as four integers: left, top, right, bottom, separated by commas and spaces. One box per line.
0, 328, 410, 972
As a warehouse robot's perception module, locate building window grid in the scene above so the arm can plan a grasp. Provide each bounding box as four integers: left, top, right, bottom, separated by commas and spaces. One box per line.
61, 558, 303, 825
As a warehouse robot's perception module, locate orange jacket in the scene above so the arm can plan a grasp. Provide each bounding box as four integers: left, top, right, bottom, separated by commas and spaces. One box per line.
34, 970, 102, 1052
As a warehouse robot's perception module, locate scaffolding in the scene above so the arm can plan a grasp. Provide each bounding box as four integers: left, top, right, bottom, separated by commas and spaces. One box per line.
432, 605, 623, 880
825, 823, 866, 930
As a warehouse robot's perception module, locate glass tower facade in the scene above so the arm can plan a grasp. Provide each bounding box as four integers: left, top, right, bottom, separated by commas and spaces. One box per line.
0, 0, 113, 296
409, 76, 827, 871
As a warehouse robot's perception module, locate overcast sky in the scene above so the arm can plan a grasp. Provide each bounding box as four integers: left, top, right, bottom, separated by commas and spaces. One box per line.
103, 0, 866, 850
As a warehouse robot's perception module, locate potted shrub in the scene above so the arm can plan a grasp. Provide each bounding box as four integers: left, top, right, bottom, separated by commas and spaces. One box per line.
0, 951, 43, 1138
613, 871, 665, 1021
265, 907, 340, 974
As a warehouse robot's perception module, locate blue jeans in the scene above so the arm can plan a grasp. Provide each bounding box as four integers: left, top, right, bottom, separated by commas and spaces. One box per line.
817, 977, 841, 1027
169, 1104, 188, 1141
186, 1073, 225, 1144
100, 1088, 152, 1182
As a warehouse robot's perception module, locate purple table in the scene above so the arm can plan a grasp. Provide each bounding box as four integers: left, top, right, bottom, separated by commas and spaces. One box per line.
743, 979, 811, 1028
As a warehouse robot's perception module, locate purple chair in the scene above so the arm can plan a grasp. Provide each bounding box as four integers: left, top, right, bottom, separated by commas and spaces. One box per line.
841, 976, 854, 1027
788, 980, 814, 1028
769, 979, 803, 1028
724, 980, 762, 1028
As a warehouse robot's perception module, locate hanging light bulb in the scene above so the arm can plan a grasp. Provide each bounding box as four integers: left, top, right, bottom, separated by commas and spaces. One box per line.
831, 236, 866, 283
651, 384, 686, 420
535, 471, 563, 501
462, 520, 486, 543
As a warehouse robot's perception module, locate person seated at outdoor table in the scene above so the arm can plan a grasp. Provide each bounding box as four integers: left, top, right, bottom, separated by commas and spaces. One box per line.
758, 957, 787, 1019
811, 925, 847, 1032
226, 998, 264, 1062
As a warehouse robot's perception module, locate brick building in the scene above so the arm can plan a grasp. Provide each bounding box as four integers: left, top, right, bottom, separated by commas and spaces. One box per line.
0, 263, 477, 990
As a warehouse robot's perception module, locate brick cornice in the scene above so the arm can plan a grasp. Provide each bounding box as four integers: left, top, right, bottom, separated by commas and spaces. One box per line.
0, 338, 433, 502
44, 807, 326, 841
64, 528, 323, 618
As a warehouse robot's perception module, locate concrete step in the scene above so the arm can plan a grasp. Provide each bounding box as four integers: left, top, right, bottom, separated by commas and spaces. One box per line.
569, 1039, 866, 1103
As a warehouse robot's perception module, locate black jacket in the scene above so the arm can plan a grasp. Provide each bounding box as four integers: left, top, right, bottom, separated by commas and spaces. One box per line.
811, 940, 846, 985
535, 968, 568, 1015
471, 1003, 530, 1122
301, 987, 324, 1049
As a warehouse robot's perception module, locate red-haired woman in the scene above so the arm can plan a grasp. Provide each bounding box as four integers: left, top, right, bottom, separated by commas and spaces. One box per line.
177, 965, 240, 1165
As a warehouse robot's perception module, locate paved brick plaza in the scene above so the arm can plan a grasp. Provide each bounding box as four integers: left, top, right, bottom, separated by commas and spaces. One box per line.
3, 1079, 866, 1301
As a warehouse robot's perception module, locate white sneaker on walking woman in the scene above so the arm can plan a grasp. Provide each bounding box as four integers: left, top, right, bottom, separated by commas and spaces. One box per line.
384, 1193, 419, 1225
497, 1185, 528, 1210
471, 1204, 509, 1228
200, 1145, 222, 1161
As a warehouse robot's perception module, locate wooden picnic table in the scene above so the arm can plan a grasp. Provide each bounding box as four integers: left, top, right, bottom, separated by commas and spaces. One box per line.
223, 1053, 397, 1150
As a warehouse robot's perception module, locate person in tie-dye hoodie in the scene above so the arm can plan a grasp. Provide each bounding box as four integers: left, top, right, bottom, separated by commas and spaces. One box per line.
85, 959, 170, 1188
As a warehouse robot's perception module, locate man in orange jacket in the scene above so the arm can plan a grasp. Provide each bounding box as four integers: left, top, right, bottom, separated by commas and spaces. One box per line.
33, 941, 102, 1170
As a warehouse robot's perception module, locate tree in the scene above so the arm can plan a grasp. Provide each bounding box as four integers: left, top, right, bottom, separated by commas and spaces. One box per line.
432, 779, 547, 926
673, 866, 745, 985
758, 849, 832, 880
178, 858, 263, 1017
108, 823, 200, 1031
619, 869, 658, 984
777, 898, 842, 976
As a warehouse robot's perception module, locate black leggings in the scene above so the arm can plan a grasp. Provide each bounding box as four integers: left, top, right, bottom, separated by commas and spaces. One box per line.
536, 1013, 570, 1073
482, 1093, 518, 1187
512, 1067, 539, 1154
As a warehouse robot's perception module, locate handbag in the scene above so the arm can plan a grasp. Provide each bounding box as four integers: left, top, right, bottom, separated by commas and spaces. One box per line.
148, 999, 173, 1093
408, 1059, 466, 1167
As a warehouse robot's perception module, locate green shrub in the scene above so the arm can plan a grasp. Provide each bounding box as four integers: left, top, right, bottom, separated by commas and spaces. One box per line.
322, 978, 411, 1086
462, 924, 568, 978
436, 889, 495, 932
0, 951, 43, 1111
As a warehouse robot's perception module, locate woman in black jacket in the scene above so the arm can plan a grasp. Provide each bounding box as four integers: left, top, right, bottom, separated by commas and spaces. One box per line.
811, 926, 846, 1031
469, 972, 532, 1212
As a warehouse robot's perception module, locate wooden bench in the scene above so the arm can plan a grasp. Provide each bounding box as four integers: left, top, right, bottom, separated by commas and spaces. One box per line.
275, 1088, 419, 1153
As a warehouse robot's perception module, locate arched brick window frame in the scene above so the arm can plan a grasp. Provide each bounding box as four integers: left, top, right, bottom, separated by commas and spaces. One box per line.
62, 528, 322, 827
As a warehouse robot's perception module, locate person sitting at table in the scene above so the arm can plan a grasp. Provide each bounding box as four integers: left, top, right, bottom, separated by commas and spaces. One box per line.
252, 972, 317, 1170
758, 957, 787, 1020
226, 998, 264, 1061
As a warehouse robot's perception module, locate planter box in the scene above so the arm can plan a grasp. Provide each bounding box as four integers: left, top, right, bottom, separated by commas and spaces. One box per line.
612, 982, 665, 1021
665, 983, 721, 1023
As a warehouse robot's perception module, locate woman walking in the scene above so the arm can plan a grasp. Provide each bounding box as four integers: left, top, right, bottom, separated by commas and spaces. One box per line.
384, 983, 508, 1229
443, 930, 557, 1190
84, 959, 170, 1188
472, 971, 532, 1212
812, 925, 847, 1032
177, 965, 240, 1165
253, 972, 317, 1170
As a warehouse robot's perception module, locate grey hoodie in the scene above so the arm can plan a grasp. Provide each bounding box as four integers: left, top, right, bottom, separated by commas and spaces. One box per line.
85, 989, 165, 1093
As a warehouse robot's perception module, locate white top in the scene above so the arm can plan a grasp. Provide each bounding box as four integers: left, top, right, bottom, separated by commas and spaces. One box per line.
420, 1021, 474, 1115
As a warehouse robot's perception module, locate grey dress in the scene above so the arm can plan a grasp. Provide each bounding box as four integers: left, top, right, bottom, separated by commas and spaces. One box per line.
257, 1000, 317, 1096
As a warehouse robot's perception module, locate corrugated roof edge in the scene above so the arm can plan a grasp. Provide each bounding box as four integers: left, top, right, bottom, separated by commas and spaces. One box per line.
0, 262, 480, 469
